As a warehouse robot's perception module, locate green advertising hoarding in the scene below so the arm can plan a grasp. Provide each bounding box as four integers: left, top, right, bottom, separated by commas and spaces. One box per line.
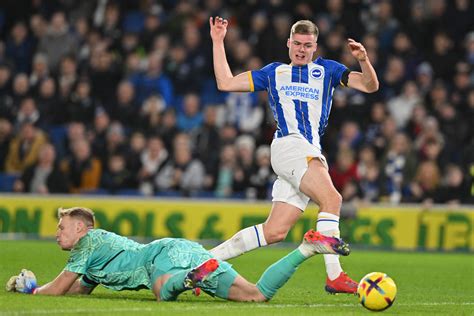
0, 195, 472, 251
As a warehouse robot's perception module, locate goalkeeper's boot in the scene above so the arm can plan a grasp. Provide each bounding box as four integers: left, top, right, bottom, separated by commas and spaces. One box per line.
325, 272, 358, 295
184, 259, 219, 289
302, 229, 350, 256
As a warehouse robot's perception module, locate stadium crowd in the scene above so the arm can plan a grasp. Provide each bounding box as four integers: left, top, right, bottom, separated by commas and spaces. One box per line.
0, 0, 472, 204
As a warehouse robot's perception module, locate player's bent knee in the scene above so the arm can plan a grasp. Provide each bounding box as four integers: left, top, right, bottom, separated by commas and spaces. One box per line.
263, 229, 287, 244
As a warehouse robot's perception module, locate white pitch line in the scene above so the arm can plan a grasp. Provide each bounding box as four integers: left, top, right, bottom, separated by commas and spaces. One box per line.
1, 302, 473, 315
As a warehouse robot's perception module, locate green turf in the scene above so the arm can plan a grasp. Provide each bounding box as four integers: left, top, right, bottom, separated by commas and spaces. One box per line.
0, 240, 473, 315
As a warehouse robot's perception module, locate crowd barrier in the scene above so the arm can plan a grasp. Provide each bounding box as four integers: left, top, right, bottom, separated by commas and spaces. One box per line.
0, 194, 472, 252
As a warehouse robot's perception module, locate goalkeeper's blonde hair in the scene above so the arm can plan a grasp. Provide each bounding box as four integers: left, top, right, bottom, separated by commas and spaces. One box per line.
58, 207, 95, 228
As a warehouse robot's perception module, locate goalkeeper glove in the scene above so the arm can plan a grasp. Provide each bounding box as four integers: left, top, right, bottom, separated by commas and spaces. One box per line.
5, 269, 37, 294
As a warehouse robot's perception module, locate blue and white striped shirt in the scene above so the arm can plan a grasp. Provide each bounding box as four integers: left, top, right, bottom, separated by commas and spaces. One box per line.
250, 57, 348, 150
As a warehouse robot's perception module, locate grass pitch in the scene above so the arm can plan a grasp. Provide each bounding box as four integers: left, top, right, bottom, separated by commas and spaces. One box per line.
0, 240, 473, 315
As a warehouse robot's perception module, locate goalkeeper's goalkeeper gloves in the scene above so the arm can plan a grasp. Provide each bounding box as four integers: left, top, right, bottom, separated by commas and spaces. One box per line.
5, 269, 37, 294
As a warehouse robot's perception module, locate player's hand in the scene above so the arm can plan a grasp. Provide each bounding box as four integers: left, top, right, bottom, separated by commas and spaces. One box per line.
209, 16, 228, 42
11, 269, 37, 294
347, 38, 368, 61
5, 275, 18, 292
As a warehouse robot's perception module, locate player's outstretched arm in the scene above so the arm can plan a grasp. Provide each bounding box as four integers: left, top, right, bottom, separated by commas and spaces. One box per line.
34, 270, 79, 295
66, 278, 95, 295
209, 16, 252, 92
346, 38, 379, 93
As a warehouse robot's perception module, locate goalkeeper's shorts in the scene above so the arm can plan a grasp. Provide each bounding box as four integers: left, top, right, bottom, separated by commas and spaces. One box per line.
149, 238, 238, 299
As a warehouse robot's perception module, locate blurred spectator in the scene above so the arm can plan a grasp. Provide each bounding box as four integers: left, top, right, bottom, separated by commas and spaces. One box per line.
391, 31, 419, 79
157, 108, 179, 151
249, 145, 275, 199
219, 124, 238, 146
366, 0, 399, 53
380, 56, 406, 99
215, 144, 238, 198
138, 135, 168, 196
427, 80, 449, 113
405, 160, 441, 203
37, 11, 78, 73
451, 62, 471, 109
0, 118, 13, 171
60, 138, 102, 193
233, 135, 255, 193
381, 132, 417, 203
4, 122, 47, 173
5, 21, 34, 73
415, 62, 434, 98
57, 55, 78, 103
36, 77, 59, 128
225, 91, 263, 135
89, 49, 121, 106
365, 102, 388, 154
15, 97, 40, 129
155, 133, 205, 194
414, 116, 445, 158
13, 143, 67, 194
90, 109, 110, 159
434, 164, 471, 204
125, 131, 146, 177
98, 2, 122, 50
437, 103, 468, 163
356, 144, 378, 179
139, 94, 165, 134
387, 81, 421, 129
329, 148, 359, 194
101, 154, 134, 194
359, 162, 383, 203
12, 73, 31, 107
426, 31, 458, 81
141, 12, 164, 52
96, 121, 128, 168
66, 78, 98, 124
0, 63, 12, 97
192, 105, 221, 189
405, 103, 428, 140
177, 92, 203, 132
129, 52, 173, 106
108, 81, 139, 129
338, 121, 363, 152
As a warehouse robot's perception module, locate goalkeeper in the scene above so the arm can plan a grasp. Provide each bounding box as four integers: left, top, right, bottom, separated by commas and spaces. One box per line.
6, 207, 349, 301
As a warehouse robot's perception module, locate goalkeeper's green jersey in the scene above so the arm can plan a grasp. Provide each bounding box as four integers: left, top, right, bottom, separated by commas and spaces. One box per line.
64, 229, 172, 291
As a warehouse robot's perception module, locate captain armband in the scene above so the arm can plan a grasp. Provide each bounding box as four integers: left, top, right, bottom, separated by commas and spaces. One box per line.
340, 69, 350, 87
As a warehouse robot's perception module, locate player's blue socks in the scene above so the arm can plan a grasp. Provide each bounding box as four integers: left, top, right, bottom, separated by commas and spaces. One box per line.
256, 248, 307, 300
159, 270, 188, 301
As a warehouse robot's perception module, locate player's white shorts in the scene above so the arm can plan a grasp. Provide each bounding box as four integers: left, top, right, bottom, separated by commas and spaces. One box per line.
270, 134, 328, 211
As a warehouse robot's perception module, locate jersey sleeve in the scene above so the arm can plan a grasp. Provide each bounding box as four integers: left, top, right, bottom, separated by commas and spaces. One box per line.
250, 63, 278, 92
327, 60, 349, 88
80, 274, 98, 288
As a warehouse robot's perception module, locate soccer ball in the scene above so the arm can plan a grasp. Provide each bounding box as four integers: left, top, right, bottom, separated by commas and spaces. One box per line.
357, 272, 397, 311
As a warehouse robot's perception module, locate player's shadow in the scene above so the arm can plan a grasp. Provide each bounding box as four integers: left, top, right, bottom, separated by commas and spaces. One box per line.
65, 291, 223, 303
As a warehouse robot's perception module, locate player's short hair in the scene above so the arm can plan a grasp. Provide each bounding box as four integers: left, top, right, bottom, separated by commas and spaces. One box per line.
290, 20, 319, 40
58, 207, 95, 228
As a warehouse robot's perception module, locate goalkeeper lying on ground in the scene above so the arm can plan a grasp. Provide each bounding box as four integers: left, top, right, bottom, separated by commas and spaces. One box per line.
6, 207, 350, 301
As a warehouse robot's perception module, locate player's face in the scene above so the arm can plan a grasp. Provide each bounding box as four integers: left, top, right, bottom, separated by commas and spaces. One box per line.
287, 33, 317, 66
56, 216, 82, 250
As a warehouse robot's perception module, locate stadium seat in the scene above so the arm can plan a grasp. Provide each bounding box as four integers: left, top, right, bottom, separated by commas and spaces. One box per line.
122, 11, 145, 33
155, 190, 182, 198
47, 125, 68, 160
190, 191, 216, 199
0, 173, 19, 192
116, 189, 142, 196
